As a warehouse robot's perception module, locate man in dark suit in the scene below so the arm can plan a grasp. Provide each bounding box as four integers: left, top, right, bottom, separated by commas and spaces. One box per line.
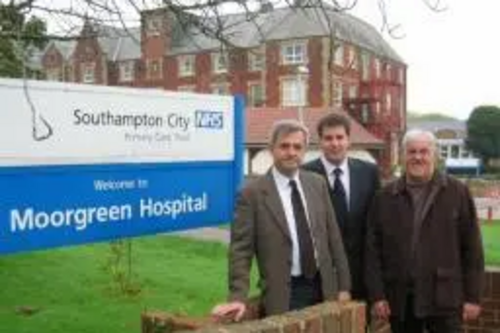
365, 129, 484, 332
212, 119, 351, 320
302, 112, 380, 300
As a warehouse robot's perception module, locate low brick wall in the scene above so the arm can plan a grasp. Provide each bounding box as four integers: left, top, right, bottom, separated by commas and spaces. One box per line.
464, 268, 500, 333
142, 269, 499, 333
142, 301, 368, 333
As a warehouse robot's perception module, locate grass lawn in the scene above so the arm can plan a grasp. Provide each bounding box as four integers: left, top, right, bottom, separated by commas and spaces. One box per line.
482, 222, 500, 267
0, 223, 497, 333
0, 236, 232, 333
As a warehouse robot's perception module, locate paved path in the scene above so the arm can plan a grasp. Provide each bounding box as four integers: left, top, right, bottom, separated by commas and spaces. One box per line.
175, 227, 230, 244
174, 199, 499, 245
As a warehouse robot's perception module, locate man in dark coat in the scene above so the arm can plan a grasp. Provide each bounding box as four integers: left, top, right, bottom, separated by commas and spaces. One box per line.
303, 112, 380, 300
365, 129, 484, 333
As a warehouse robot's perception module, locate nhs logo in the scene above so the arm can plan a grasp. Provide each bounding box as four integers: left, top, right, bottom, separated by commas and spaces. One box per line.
195, 110, 224, 129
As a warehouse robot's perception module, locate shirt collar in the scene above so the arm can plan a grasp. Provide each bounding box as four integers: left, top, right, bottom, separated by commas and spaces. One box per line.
272, 167, 299, 190
321, 155, 349, 176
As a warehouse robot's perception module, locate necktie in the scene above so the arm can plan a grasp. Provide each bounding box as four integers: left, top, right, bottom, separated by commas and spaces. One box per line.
332, 168, 349, 228
289, 180, 317, 278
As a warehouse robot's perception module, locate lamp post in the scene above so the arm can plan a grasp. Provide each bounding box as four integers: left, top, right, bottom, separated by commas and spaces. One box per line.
296, 65, 309, 124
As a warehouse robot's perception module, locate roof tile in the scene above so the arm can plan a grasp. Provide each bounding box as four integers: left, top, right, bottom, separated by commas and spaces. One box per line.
246, 107, 384, 147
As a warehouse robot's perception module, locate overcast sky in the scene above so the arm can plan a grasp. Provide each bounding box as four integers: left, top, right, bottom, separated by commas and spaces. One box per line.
351, 0, 500, 119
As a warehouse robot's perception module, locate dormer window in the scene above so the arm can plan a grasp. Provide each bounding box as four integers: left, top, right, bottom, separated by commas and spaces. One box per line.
281, 41, 307, 65
146, 17, 162, 36
334, 43, 344, 66
248, 51, 264, 71
212, 52, 228, 74
119, 61, 134, 82
178, 55, 195, 77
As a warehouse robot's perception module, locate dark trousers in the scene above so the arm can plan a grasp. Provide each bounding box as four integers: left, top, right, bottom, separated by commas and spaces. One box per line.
289, 273, 323, 311
390, 294, 462, 333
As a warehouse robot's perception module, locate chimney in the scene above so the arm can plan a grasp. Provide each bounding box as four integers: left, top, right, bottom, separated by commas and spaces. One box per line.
260, 1, 273, 13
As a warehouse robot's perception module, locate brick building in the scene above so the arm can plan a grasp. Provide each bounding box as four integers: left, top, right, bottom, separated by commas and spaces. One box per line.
41, 6, 406, 176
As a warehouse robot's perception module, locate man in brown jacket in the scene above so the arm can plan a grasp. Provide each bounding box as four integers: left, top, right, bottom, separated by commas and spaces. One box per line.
365, 129, 484, 333
212, 119, 351, 320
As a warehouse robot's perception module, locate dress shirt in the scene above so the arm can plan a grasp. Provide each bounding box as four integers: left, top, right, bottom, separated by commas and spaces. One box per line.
272, 167, 316, 277
321, 156, 350, 209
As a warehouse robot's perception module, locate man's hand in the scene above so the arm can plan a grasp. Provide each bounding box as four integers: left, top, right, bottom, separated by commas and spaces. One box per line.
211, 301, 246, 322
338, 291, 351, 303
373, 300, 391, 322
462, 303, 481, 321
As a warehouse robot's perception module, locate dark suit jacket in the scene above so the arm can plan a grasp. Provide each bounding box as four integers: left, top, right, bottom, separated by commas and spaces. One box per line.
365, 173, 484, 317
228, 170, 351, 316
302, 157, 380, 299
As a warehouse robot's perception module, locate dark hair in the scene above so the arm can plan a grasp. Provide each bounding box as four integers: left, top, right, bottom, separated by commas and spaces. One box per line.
316, 112, 351, 137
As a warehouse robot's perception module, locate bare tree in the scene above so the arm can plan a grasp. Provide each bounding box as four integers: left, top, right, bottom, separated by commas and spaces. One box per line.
2, 0, 447, 45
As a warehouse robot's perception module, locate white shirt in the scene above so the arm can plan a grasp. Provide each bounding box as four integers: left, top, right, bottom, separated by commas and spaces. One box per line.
272, 167, 314, 277
321, 156, 350, 209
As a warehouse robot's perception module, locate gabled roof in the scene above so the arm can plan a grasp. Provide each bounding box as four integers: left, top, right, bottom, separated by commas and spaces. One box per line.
94, 25, 142, 61
111, 28, 142, 61
44, 40, 77, 61
170, 7, 403, 63
48, 6, 403, 64
246, 107, 384, 148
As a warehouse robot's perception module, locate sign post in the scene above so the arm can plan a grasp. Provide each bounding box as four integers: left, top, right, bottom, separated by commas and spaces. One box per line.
0, 78, 244, 255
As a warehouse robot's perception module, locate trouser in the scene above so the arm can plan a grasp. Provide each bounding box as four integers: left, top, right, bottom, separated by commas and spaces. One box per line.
390, 294, 462, 333
289, 273, 323, 311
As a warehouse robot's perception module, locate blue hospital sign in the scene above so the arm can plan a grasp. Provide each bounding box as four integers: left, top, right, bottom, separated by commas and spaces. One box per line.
0, 78, 244, 255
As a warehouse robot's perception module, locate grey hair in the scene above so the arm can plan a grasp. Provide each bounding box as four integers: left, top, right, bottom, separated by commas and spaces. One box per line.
402, 129, 438, 154
269, 119, 309, 147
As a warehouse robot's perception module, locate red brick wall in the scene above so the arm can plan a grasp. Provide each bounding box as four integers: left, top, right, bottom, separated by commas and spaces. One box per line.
41, 44, 63, 72
57, 19, 407, 175
142, 301, 369, 333
72, 36, 106, 85
464, 269, 500, 332
307, 37, 324, 108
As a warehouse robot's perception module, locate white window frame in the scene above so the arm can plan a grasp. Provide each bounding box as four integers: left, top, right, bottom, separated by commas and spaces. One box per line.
146, 17, 161, 36
361, 52, 370, 80
82, 63, 95, 84
347, 46, 358, 70
248, 51, 264, 71
119, 61, 134, 82
147, 58, 163, 80
332, 79, 343, 107
65, 65, 74, 82
386, 63, 392, 80
348, 85, 358, 100
46, 68, 61, 81
398, 67, 404, 84
248, 82, 265, 107
211, 82, 230, 95
212, 52, 228, 74
178, 55, 195, 77
374, 58, 381, 79
281, 41, 307, 65
334, 43, 344, 66
281, 77, 306, 107
386, 91, 392, 111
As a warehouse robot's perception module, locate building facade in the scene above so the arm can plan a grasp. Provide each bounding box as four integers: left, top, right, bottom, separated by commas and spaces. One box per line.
41, 6, 406, 176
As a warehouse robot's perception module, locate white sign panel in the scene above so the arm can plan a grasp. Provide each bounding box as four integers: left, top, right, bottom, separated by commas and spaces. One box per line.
0, 79, 234, 166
